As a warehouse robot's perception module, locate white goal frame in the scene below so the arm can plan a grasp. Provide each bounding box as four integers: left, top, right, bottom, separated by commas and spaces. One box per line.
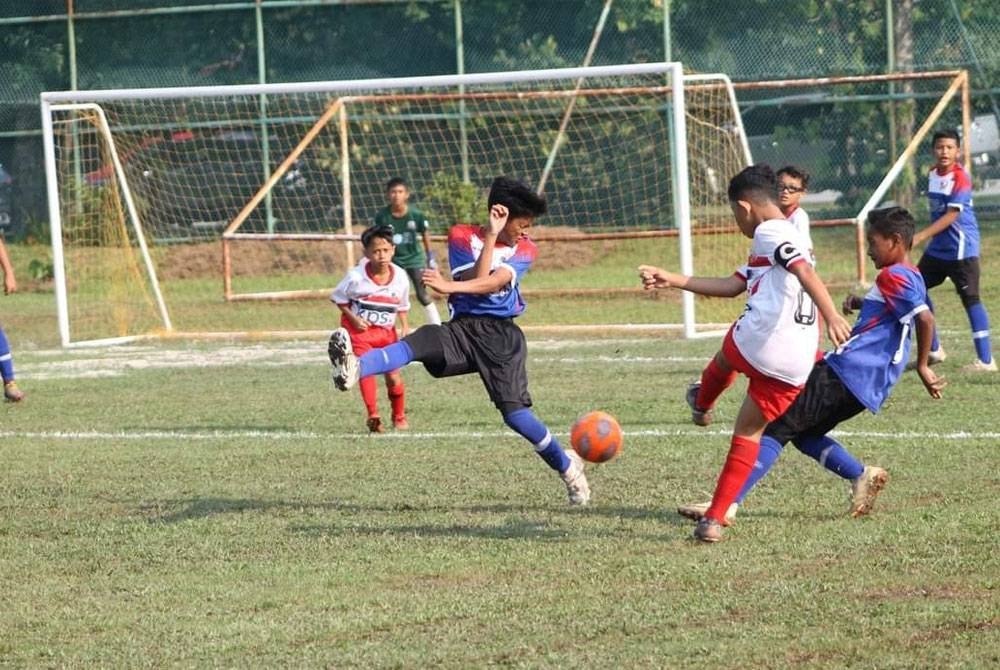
41, 62, 746, 345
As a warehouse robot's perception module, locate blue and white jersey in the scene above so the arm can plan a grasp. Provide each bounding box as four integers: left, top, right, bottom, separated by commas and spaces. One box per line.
926, 163, 980, 260
446, 224, 537, 318
825, 263, 929, 412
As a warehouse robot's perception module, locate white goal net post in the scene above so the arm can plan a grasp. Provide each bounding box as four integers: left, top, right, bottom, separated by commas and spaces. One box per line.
41, 62, 752, 346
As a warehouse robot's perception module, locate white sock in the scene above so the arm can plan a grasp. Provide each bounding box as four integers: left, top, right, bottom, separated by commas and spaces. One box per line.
424, 302, 442, 325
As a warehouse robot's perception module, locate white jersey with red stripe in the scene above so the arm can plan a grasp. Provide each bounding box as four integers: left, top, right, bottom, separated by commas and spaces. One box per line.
330, 259, 411, 332
786, 205, 814, 258
732, 218, 818, 385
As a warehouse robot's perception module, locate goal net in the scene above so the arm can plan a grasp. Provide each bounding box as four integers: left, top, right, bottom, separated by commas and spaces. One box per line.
42, 63, 751, 345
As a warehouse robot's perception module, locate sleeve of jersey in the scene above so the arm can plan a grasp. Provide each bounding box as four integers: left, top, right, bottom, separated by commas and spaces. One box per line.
447, 225, 476, 277
877, 266, 928, 321
500, 239, 538, 286
330, 272, 356, 304
948, 169, 974, 210
760, 224, 807, 270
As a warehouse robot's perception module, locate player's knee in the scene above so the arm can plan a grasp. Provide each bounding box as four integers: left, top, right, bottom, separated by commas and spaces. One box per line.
499, 401, 530, 419
959, 293, 981, 309
401, 325, 446, 369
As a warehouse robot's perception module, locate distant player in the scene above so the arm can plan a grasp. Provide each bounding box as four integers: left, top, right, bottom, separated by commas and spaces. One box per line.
911, 129, 994, 372
331, 224, 410, 433
374, 177, 443, 326
329, 176, 590, 505
639, 164, 851, 542
678, 207, 946, 526
0, 234, 24, 402
777, 165, 813, 260
685, 163, 816, 427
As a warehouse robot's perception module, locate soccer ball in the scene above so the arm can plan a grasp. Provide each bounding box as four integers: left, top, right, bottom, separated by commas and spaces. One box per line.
570, 411, 623, 463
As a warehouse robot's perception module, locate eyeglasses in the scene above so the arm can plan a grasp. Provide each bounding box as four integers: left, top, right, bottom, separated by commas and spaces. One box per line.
778, 184, 805, 193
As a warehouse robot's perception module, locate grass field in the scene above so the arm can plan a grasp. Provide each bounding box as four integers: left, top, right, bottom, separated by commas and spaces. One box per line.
2, 229, 999, 667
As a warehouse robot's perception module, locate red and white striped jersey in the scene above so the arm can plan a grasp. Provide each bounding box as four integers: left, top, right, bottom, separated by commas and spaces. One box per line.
331, 259, 411, 332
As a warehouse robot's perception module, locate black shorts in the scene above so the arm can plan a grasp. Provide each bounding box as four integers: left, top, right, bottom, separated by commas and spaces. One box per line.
402, 315, 531, 412
917, 254, 982, 304
764, 360, 865, 445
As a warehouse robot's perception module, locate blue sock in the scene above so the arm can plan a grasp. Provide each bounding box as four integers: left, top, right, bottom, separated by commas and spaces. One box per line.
359, 341, 414, 378
503, 408, 570, 473
794, 435, 864, 480
926, 295, 941, 351
966, 303, 993, 363
734, 435, 783, 504
0, 326, 14, 382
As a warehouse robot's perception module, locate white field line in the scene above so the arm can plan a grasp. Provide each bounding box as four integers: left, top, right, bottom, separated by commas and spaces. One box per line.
17, 348, 707, 380
2, 428, 998, 442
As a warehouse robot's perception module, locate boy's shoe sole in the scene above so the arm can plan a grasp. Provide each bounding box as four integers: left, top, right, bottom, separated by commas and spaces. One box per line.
328, 328, 359, 391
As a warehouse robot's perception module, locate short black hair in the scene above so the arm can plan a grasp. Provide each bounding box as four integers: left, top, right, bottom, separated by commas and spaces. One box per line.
727, 164, 777, 204
932, 129, 960, 145
776, 165, 810, 189
361, 223, 395, 249
487, 176, 547, 218
385, 177, 408, 191
867, 206, 915, 249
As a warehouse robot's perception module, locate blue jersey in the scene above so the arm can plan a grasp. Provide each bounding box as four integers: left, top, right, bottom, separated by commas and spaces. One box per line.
446, 224, 537, 318
825, 263, 929, 413
926, 163, 980, 260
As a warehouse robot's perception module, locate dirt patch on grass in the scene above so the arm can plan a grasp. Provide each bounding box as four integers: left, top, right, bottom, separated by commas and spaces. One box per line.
157, 226, 608, 280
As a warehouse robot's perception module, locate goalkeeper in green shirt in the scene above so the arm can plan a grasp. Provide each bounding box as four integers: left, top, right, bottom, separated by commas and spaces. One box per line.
373, 177, 442, 325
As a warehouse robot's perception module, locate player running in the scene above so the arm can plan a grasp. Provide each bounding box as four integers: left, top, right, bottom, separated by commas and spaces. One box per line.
328, 176, 590, 506
639, 164, 851, 542
677, 207, 946, 527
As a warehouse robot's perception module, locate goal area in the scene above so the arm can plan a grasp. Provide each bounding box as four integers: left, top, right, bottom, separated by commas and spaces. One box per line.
43, 62, 755, 345
41, 65, 969, 346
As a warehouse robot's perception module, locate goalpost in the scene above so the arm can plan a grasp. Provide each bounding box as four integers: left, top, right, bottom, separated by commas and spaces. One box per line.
41, 62, 751, 345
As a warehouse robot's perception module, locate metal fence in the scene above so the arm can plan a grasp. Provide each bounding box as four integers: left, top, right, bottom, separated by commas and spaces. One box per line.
2, 0, 999, 237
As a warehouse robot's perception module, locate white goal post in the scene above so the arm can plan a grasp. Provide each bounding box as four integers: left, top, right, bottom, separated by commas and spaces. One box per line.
41, 62, 752, 345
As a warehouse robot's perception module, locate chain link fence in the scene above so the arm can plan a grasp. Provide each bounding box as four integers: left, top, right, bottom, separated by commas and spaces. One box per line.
2, 0, 999, 238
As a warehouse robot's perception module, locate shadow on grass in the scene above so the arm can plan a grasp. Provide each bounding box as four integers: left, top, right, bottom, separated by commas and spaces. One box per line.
139, 496, 687, 536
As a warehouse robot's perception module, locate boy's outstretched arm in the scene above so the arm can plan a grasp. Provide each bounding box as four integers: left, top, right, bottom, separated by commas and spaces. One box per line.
422, 265, 513, 296
913, 309, 946, 398
789, 263, 851, 346
637, 265, 744, 297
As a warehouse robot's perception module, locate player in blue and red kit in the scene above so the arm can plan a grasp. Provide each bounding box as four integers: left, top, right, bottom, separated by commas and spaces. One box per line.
678, 207, 946, 527
327, 176, 591, 505
912, 129, 994, 372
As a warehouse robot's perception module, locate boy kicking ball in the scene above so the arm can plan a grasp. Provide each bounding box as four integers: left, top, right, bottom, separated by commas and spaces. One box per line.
677, 207, 946, 528
328, 176, 590, 506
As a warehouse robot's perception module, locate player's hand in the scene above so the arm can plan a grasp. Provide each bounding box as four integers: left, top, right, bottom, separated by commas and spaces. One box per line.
351, 315, 369, 332
486, 204, 509, 237
421, 267, 452, 294
3, 273, 15, 295
917, 367, 946, 399
826, 314, 852, 348
637, 264, 675, 290
841, 294, 861, 315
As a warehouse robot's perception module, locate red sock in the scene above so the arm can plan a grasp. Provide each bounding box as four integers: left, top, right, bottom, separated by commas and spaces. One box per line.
388, 380, 405, 421
705, 435, 760, 522
359, 376, 379, 417
697, 358, 738, 410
